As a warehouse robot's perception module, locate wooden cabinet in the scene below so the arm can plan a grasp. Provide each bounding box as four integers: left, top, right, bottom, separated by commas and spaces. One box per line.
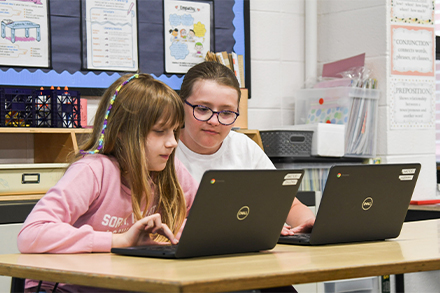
0, 128, 92, 164
0, 128, 92, 201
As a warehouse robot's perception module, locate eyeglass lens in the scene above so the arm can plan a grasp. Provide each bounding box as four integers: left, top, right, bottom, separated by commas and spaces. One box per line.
193, 106, 237, 125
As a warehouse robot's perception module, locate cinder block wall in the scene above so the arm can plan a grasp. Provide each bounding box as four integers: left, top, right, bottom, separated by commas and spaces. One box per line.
248, 0, 305, 128
249, 0, 436, 200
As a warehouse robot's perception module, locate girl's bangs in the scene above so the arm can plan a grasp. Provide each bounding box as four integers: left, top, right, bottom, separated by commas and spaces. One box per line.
154, 92, 184, 128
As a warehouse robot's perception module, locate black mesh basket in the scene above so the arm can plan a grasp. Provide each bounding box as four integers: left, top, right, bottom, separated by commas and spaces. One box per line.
260, 130, 313, 157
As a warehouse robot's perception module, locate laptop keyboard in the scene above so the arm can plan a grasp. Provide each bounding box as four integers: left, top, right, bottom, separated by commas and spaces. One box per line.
279, 233, 311, 243
137, 244, 178, 252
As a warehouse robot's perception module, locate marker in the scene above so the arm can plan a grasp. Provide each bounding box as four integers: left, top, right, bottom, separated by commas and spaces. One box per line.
127, 2, 134, 15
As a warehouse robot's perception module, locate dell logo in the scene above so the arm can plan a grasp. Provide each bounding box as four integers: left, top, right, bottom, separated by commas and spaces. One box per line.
362, 197, 373, 211
237, 206, 250, 220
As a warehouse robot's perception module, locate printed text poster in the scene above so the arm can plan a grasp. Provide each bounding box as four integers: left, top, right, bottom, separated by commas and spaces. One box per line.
85, 0, 138, 71
391, 0, 434, 25
164, 0, 211, 74
390, 77, 435, 129
0, 0, 50, 67
391, 25, 434, 76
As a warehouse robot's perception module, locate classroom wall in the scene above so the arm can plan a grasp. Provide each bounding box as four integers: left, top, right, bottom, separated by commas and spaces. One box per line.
248, 0, 437, 201
248, 0, 304, 128
249, 1, 437, 291
318, 0, 436, 200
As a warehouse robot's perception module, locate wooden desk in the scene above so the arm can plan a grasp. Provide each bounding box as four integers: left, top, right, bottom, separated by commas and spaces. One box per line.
406, 204, 440, 222
408, 204, 440, 212
0, 220, 439, 292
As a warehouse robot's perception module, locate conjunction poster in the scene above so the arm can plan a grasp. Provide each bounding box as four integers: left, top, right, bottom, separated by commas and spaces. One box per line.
84, 0, 138, 72
389, 0, 435, 130
164, 0, 211, 74
0, 0, 50, 67
391, 25, 434, 76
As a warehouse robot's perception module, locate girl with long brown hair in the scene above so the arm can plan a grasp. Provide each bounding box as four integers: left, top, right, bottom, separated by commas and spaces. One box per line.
17, 73, 198, 292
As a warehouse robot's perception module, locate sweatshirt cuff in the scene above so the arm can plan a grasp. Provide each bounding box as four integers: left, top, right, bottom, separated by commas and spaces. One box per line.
92, 231, 113, 252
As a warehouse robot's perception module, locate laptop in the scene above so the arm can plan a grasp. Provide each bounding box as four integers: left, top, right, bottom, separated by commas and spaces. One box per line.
278, 163, 421, 246
111, 169, 304, 258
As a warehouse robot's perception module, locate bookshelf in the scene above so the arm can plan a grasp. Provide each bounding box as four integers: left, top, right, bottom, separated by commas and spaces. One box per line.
0, 128, 92, 201
0, 128, 92, 164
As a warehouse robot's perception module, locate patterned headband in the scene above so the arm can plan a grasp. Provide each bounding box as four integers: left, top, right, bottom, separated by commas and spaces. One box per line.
80, 74, 139, 155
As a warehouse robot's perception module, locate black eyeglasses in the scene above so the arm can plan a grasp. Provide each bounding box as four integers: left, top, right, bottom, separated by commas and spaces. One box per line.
184, 100, 239, 126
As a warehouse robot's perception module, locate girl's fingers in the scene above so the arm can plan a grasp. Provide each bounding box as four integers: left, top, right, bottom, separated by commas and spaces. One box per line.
140, 214, 178, 244
158, 224, 178, 244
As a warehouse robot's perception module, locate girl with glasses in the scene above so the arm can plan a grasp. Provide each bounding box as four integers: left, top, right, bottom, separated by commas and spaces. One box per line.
177, 61, 315, 236
177, 62, 315, 293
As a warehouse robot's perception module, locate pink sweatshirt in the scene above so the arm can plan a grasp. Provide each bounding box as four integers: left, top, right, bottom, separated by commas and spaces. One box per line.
17, 154, 198, 254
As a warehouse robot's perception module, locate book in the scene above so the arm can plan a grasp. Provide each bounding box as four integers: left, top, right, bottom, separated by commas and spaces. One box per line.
238, 54, 245, 88
221, 51, 231, 70
231, 52, 242, 88
216, 52, 226, 66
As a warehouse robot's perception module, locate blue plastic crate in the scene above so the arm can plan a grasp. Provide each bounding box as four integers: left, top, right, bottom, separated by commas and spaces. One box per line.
0, 88, 35, 127
34, 88, 54, 127
1, 87, 82, 128
50, 87, 81, 128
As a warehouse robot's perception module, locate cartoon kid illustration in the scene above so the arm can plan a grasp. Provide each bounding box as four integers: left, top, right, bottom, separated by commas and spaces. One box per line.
187, 29, 195, 41
180, 29, 187, 40
169, 28, 178, 42
194, 42, 203, 57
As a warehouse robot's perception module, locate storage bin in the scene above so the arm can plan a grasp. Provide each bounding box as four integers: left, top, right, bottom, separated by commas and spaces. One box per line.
0, 163, 67, 196
35, 87, 81, 128
1, 87, 81, 128
51, 88, 81, 128
34, 88, 55, 127
295, 87, 380, 158
0, 88, 35, 127
259, 130, 313, 157
324, 277, 379, 293
286, 123, 345, 157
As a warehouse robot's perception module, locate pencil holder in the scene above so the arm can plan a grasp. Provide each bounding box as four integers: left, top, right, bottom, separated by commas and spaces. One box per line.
295, 87, 380, 158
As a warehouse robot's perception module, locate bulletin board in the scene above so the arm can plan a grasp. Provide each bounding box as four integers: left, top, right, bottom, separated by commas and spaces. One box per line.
0, 0, 249, 95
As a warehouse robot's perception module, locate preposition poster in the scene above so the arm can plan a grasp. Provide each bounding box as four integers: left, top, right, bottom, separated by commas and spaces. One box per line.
391, 25, 434, 76
0, 0, 50, 67
84, 0, 138, 71
390, 77, 435, 129
164, 0, 211, 74
391, 0, 434, 24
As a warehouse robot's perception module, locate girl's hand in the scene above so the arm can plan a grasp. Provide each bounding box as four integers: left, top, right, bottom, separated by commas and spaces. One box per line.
280, 218, 315, 236
175, 218, 187, 240
111, 213, 178, 248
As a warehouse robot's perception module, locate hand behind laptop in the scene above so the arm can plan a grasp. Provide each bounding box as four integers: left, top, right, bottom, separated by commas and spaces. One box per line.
281, 218, 315, 236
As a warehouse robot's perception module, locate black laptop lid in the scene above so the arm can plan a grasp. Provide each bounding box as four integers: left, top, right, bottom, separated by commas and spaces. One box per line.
112, 169, 304, 258
175, 169, 303, 258
309, 163, 420, 245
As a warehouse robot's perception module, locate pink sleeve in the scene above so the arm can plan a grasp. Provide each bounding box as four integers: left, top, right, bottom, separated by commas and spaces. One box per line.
17, 162, 113, 254
175, 157, 198, 214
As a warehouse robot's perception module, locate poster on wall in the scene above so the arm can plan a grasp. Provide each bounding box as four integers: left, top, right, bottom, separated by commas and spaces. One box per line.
391, 0, 434, 25
164, 0, 211, 74
390, 77, 435, 129
0, 0, 50, 67
83, 0, 138, 72
391, 25, 434, 76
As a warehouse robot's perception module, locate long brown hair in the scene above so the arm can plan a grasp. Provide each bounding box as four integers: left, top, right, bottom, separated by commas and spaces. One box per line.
74, 73, 186, 236
180, 61, 241, 104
